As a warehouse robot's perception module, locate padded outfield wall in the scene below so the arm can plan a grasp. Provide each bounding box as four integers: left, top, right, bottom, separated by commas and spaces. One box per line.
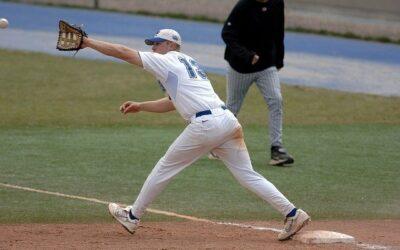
8, 0, 400, 40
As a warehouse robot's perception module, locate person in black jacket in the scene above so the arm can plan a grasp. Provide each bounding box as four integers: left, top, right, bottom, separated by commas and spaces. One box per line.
221, 0, 294, 166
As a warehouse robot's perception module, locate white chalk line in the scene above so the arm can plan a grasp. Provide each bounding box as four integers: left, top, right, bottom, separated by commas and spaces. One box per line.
0, 182, 281, 233
356, 244, 389, 250
0, 182, 392, 249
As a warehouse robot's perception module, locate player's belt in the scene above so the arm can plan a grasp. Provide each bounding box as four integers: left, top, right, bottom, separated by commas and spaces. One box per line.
195, 105, 227, 118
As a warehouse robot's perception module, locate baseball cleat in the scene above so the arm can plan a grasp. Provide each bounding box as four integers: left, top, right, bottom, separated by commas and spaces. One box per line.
108, 203, 140, 234
269, 146, 294, 166
278, 209, 310, 241
124, 205, 133, 212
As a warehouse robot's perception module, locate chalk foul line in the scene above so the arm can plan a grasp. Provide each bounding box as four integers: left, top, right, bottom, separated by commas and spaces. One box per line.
1, 182, 391, 249
0, 182, 281, 233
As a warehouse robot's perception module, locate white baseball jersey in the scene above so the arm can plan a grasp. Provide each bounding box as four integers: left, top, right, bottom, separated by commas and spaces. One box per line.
139, 51, 225, 120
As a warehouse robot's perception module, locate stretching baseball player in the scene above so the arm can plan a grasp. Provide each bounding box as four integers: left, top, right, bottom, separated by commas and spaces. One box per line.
81, 29, 310, 240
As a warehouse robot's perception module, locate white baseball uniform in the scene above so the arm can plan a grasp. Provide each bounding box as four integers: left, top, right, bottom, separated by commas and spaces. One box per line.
130, 50, 295, 218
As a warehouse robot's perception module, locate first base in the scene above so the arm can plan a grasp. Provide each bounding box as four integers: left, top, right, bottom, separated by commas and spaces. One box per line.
294, 230, 356, 244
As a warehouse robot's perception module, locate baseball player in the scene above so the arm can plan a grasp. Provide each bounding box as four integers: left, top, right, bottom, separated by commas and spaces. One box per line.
81, 29, 310, 240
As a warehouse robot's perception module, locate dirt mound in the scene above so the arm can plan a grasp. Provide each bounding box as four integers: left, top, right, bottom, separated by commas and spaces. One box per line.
1, 220, 399, 249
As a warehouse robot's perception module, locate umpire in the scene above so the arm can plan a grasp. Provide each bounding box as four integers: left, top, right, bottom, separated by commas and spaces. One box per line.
221, 0, 293, 166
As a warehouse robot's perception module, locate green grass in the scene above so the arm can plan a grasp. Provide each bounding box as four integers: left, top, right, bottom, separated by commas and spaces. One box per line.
1, 50, 399, 127
0, 126, 399, 223
0, 49, 399, 223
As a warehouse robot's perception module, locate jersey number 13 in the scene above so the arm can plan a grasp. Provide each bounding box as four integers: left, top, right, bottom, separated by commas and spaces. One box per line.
178, 57, 208, 80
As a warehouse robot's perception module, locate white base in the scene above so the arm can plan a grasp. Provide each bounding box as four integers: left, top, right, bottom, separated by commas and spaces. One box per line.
294, 230, 356, 244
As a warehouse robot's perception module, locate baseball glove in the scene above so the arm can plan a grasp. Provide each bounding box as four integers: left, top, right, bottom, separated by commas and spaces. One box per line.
56, 20, 87, 51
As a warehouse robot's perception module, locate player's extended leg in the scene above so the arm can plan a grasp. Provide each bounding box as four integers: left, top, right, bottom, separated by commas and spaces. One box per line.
211, 126, 310, 240
212, 126, 295, 216
226, 66, 255, 115
109, 122, 211, 233
130, 123, 212, 218
255, 67, 294, 166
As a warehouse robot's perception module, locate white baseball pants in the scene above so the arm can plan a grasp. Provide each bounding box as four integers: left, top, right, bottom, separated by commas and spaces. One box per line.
131, 108, 295, 218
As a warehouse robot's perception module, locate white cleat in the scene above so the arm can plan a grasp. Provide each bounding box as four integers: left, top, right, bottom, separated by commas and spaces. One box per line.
278, 209, 311, 241
108, 203, 140, 234
124, 205, 133, 212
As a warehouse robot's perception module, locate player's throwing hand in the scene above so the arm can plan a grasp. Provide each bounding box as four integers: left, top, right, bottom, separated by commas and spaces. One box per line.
120, 101, 141, 114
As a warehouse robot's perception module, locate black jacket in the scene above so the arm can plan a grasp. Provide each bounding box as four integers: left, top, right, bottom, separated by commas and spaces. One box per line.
221, 0, 285, 73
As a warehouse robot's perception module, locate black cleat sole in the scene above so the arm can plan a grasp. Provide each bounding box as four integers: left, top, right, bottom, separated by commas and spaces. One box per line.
270, 158, 294, 166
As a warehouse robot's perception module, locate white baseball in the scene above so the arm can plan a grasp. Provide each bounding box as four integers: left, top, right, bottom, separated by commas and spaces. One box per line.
0, 18, 9, 29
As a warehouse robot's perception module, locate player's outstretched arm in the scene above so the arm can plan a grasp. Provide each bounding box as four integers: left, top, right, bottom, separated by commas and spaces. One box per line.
120, 97, 175, 114
82, 37, 143, 67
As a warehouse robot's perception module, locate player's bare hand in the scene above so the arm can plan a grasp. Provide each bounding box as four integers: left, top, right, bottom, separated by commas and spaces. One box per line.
251, 54, 259, 65
120, 101, 141, 114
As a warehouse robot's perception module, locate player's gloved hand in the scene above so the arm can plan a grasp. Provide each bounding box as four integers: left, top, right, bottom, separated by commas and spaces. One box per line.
120, 101, 141, 114
56, 20, 88, 51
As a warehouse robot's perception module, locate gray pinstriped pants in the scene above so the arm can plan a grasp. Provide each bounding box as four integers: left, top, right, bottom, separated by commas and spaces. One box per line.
226, 66, 283, 147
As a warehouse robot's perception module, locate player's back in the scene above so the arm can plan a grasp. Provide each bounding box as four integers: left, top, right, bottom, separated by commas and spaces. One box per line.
140, 50, 225, 120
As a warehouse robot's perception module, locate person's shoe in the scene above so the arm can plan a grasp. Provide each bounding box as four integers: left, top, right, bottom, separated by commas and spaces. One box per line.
108, 203, 140, 234
124, 205, 132, 212
269, 146, 294, 166
278, 209, 310, 241
208, 151, 220, 160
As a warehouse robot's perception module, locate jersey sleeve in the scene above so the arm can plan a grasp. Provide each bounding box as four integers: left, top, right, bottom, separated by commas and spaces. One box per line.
139, 51, 171, 81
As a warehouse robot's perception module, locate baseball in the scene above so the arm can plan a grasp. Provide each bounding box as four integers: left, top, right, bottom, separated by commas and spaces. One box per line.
0, 18, 9, 29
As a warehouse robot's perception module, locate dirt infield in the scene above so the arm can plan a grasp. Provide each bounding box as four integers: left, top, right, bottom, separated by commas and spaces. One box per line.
1, 220, 399, 249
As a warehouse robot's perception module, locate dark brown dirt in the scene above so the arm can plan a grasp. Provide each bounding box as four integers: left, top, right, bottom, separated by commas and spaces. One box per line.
1, 220, 399, 249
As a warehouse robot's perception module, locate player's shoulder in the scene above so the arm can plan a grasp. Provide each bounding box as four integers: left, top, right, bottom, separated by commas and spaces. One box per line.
166, 51, 193, 61
166, 50, 185, 58
142, 51, 178, 62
